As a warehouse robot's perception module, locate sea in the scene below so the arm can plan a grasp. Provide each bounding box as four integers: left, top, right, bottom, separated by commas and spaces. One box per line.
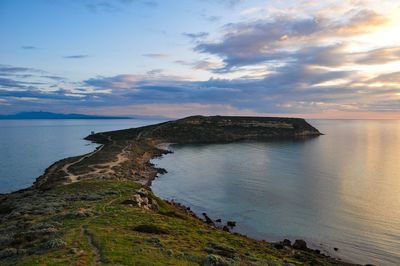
1, 119, 399, 265
0, 119, 162, 193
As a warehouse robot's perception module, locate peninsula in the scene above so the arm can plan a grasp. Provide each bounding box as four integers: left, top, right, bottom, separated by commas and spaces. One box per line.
0, 116, 357, 265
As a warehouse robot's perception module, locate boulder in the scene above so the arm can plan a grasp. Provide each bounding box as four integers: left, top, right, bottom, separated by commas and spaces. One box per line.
202, 213, 215, 225
292, 239, 307, 250
136, 188, 148, 197
226, 221, 236, 228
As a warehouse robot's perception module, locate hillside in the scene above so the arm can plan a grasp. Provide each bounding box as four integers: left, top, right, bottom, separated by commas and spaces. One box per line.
0, 116, 357, 266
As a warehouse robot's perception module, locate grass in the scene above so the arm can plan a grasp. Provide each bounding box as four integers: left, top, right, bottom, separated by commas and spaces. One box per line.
1, 178, 350, 266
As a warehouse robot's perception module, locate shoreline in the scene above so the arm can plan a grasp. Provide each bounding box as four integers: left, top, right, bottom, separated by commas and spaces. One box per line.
1, 116, 358, 265
149, 144, 352, 263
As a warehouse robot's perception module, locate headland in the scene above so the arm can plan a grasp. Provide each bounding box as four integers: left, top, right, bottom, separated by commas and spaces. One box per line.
0, 116, 359, 265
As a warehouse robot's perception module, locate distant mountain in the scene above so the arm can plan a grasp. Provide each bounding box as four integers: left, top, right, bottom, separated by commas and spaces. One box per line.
0, 111, 132, 120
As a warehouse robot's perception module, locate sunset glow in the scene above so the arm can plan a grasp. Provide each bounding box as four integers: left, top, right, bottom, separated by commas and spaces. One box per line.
0, 0, 399, 118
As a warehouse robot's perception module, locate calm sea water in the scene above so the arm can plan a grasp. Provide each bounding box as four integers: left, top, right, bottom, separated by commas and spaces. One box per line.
0, 119, 162, 193
152, 120, 400, 265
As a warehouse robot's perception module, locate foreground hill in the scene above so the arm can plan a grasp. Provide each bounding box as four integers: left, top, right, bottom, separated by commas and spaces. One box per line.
0, 116, 359, 266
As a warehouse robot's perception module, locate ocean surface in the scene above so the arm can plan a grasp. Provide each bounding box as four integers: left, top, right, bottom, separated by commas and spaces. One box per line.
152, 120, 400, 265
0, 119, 163, 193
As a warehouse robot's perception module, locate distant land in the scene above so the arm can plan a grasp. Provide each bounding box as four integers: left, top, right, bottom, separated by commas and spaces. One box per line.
0, 111, 132, 120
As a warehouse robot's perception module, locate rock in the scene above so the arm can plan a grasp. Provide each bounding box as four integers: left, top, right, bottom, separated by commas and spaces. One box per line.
222, 226, 230, 232
0, 248, 17, 259
274, 243, 284, 249
202, 213, 215, 225
334, 247, 338, 251
156, 168, 168, 175
129, 192, 158, 211
292, 239, 307, 250
282, 239, 291, 247
136, 188, 148, 197
142, 197, 149, 205
226, 221, 236, 228
215, 219, 222, 223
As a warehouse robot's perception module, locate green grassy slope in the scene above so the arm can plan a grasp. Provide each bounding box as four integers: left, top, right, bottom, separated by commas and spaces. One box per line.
1, 180, 354, 266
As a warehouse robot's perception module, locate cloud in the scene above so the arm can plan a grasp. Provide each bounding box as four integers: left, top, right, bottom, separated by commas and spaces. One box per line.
86, 0, 157, 13
142, 1, 158, 8
333, 9, 389, 36
142, 53, 169, 59
195, 9, 390, 71
218, 0, 243, 8
354, 47, 400, 65
21, 46, 38, 50
0, 65, 44, 74
174, 59, 222, 71
78, 102, 265, 118
146, 69, 163, 75
205, 16, 221, 22
63, 55, 89, 59
0, 64, 110, 110
183, 32, 209, 40
2, 3, 399, 119
41, 75, 67, 81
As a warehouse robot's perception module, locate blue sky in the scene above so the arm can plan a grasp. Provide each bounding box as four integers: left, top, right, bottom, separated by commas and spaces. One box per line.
1, 0, 399, 118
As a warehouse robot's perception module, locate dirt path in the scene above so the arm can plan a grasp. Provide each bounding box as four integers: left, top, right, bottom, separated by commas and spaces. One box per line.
62, 135, 131, 183
62, 144, 105, 182
82, 225, 101, 266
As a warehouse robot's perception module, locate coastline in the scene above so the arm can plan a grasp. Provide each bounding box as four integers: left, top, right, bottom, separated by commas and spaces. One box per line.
149, 143, 351, 262
0, 116, 358, 265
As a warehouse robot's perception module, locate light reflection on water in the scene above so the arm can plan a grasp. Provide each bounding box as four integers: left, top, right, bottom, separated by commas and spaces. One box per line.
152, 120, 400, 265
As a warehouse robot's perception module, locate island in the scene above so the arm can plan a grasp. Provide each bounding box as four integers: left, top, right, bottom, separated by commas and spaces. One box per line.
0, 116, 358, 265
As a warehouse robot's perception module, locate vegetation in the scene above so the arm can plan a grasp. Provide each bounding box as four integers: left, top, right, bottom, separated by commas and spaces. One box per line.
0, 116, 353, 265
0, 180, 353, 265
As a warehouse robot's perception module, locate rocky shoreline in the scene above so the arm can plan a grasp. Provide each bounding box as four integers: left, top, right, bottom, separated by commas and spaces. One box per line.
0, 116, 363, 265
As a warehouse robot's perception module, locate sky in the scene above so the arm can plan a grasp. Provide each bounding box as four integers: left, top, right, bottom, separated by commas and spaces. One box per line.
0, 0, 399, 119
